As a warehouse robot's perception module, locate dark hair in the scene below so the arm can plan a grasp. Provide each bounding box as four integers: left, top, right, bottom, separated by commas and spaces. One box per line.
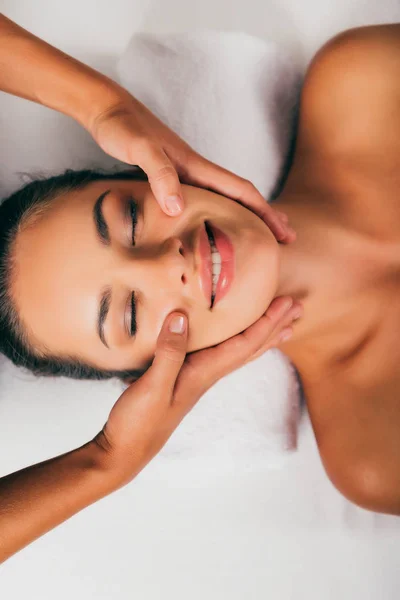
0, 167, 149, 381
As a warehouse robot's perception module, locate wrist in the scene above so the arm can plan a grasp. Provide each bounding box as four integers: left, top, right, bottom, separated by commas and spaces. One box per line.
68, 72, 130, 132
89, 432, 141, 490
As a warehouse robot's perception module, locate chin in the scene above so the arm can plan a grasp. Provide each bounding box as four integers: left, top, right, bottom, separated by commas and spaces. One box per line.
188, 281, 277, 354
188, 220, 279, 352
230, 240, 279, 329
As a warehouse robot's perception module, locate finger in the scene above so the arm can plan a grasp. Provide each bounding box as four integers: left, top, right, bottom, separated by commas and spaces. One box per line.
276, 210, 289, 224
137, 143, 185, 216
149, 312, 188, 393
184, 296, 295, 393
244, 302, 303, 363
182, 153, 294, 243
276, 211, 297, 243
260, 297, 302, 343
252, 203, 297, 244
271, 303, 301, 342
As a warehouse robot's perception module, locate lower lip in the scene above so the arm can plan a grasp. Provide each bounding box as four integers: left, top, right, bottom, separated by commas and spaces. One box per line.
209, 222, 235, 307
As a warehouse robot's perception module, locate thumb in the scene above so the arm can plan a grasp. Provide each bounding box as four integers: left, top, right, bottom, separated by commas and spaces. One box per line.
138, 144, 185, 216
149, 312, 188, 393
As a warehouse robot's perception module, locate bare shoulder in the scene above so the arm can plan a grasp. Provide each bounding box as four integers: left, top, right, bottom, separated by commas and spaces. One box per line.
303, 364, 400, 515
295, 23, 400, 165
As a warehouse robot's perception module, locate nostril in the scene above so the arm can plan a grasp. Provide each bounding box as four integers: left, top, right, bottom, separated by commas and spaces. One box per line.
179, 246, 184, 256
181, 274, 186, 283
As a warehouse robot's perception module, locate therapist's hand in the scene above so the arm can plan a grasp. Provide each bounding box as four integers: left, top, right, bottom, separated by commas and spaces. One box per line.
88, 94, 296, 244
0, 15, 294, 242
92, 295, 302, 485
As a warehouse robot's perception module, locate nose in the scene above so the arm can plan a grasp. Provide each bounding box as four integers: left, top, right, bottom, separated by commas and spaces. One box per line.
118, 236, 188, 299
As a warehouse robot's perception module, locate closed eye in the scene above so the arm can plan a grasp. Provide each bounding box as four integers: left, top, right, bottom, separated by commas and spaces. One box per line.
130, 292, 137, 336
129, 197, 138, 336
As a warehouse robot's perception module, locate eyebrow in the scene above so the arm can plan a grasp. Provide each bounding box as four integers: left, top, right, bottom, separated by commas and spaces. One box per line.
98, 286, 111, 349
93, 189, 112, 348
93, 190, 111, 246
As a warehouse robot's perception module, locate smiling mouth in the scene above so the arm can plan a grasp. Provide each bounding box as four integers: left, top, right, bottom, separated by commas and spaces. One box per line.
205, 221, 222, 308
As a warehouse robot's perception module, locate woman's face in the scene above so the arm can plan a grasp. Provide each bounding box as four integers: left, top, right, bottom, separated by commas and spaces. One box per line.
12, 179, 280, 372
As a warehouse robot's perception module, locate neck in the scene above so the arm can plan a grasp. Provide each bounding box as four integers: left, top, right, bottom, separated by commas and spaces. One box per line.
274, 195, 314, 304
270, 188, 365, 380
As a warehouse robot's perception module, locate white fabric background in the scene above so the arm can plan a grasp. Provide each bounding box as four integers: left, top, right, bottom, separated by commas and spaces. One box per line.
1, 1, 400, 599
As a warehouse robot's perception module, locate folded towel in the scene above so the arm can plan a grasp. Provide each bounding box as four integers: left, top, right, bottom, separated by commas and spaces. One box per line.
117, 30, 305, 476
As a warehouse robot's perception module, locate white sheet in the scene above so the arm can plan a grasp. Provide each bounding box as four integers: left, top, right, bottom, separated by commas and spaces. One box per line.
1, 1, 400, 598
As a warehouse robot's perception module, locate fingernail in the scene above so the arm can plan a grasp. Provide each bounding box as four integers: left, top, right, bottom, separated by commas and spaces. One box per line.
280, 328, 292, 342
292, 307, 302, 319
169, 315, 186, 334
283, 299, 293, 312
165, 195, 184, 215
277, 222, 286, 237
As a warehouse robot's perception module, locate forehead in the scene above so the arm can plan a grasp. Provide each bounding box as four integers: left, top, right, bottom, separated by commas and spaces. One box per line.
11, 181, 123, 360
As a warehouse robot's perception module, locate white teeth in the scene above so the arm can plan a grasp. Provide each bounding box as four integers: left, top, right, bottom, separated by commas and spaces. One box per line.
208, 228, 222, 301
210, 247, 221, 297
212, 262, 221, 276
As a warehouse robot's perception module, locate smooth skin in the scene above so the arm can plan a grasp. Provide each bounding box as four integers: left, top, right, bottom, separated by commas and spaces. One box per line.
0, 14, 301, 562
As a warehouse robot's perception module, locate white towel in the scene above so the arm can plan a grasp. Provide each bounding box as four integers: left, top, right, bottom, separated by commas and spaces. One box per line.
117, 30, 305, 476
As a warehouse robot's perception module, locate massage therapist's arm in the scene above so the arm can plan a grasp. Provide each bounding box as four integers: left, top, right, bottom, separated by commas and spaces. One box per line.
0, 439, 117, 564
0, 13, 294, 241
0, 299, 301, 563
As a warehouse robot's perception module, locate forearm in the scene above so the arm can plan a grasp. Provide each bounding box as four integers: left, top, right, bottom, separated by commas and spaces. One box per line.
0, 13, 126, 128
0, 439, 121, 564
